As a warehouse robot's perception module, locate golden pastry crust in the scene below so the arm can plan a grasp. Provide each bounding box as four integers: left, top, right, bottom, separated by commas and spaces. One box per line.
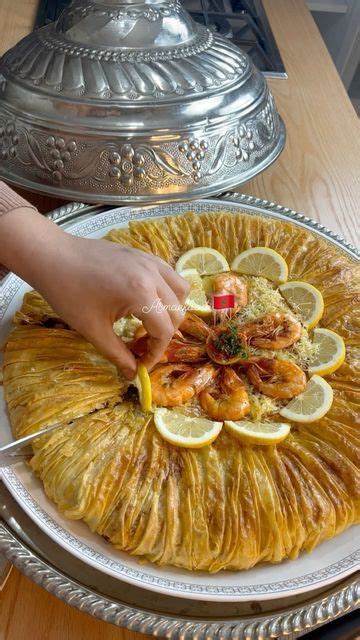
13, 290, 64, 328
3, 210, 360, 572
3, 325, 124, 436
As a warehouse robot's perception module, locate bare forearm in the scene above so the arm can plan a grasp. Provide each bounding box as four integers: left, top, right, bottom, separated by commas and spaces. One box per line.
0, 206, 67, 288
0, 182, 188, 377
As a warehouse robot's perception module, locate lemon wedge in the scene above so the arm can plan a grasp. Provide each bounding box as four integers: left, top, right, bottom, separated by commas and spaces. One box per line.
308, 328, 346, 376
279, 375, 333, 423
279, 281, 324, 329
180, 268, 212, 316
176, 247, 229, 275
224, 420, 290, 445
231, 247, 288, 283
154, 408, 222, 448
133, 362, 152, 412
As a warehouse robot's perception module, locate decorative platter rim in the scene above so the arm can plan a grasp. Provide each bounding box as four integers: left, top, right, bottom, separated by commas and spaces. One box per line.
2, 465, 359, 601
0, 195, 359, 603
0, 518, 359, 640
41, 192, 359, 259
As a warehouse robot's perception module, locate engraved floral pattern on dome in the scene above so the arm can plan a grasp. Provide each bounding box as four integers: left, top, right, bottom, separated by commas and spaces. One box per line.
67, 0, 182, 22
232, 125, 255, 162
178, 138, 209, 182
0, 120, 19, 161
108, 145, 146, 186
0, 89, 283, 199
46, 136, 78, 184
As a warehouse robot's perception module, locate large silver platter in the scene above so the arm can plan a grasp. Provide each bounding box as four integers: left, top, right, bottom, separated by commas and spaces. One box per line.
0, 483, 359, 639
0, 196, 359, 630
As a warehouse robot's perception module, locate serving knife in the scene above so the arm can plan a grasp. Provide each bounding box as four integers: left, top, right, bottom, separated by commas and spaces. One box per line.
0, 418, 80, 468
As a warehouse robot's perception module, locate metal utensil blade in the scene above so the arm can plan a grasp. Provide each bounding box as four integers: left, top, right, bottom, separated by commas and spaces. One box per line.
0, 418, 81, 467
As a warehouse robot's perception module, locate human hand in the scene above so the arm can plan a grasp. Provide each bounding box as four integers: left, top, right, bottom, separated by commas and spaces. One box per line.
0, 208, 189, 378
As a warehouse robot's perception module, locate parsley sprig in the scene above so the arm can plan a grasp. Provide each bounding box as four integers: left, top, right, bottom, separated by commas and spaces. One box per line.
213, 324, 248, 358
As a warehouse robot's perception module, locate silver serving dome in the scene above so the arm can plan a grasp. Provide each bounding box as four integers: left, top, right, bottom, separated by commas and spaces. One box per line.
0, 0, 285, 204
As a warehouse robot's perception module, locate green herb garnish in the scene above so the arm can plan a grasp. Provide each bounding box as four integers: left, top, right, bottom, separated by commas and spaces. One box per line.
213, 325, 248, 358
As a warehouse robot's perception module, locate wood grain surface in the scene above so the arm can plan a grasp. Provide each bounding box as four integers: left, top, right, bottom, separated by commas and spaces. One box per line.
243, 0, 360, 246
0, 1, 359, 639
0, 568, 152, 640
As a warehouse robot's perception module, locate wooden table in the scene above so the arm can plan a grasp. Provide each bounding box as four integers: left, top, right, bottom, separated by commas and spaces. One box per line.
0, 1, 359, 639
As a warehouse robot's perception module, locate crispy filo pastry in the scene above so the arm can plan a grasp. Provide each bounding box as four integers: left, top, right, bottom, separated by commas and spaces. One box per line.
3, 325, 124, 436
27, 406, 359, 572
3, 211, 359, 572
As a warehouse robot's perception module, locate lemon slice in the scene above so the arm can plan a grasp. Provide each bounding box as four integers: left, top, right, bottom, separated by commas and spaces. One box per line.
279, 281, 324, 329
154, 408, 222, 448
180, 268, 212, 316
224, 420, 290, 445
133, 362, 152, 412
176, 247, 229, 275
308, 328, 346, 376
231, 247, 288, 283
201, 274, 215, 296
279, 375, 333, 423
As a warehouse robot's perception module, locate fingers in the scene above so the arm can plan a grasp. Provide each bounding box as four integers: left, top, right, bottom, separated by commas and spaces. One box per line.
157, 281, 185, 330
136, 278, 186, 368
84, 323, 137, 379
121, 257, 189, 370
137, 304, 174, 370
127, 248, 189, 305
160, 265, 190, 304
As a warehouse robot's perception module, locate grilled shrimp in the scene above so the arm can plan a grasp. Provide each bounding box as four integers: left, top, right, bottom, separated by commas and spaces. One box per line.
199, 367, 250, 421
130, 334, 168, 363
165, 338, 207, 363
212, 272, 248, 310
151, 362, 218, 407
246, 357, 306, 399
131, 333, 206, 363
180, 312, 213, 340
240, 312, 302, 349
